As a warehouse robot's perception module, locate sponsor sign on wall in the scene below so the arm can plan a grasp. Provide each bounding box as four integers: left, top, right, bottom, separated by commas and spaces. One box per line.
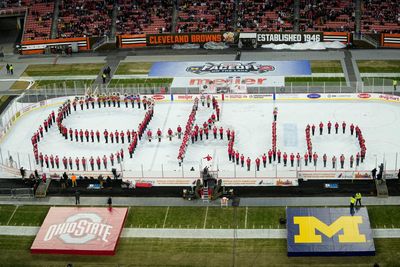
257, 32, 323, 44
171, 76, 285, 89
146, 32, 237, 46
31, 207, 127, 255
287, 207, 375, 256
149, 61, 311, 77
298, 171, 372, 180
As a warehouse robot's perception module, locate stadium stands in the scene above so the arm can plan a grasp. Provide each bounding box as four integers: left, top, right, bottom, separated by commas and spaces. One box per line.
23, 1, 55, 41
0, 0, 399, 40
299, 0, 355, 32
176, 0, 235, 33
236, 0, 293, 32
116, 0, 173, 34
57, 0, 114, 38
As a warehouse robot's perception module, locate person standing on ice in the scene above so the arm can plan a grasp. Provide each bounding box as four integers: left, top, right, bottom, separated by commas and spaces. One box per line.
90, 130, 94, 142
212, 126, 217, 139
204, 127, 209, 140
255, 157, 260, 171
50, 155, 54, 169
120, 130, 125, 144
326, 121, 332, 134
199, 127, 204, 141
103, 155, 108, 169
273, 107, 278, 121
79, 129, 83, 142
340, 154, 345, 169
246, 157, 251, 171
167, 128, 173, 141
313, 152, 318, 167
115, 130, 120, 143
350, 123, 354, 135
335, 122, 339, 134
39, 125, 44, 138
332, 155, 337, 169
277, 149, 281, 163
44, 155, 49, 168
90, 156, 94, 171
206, 95, 211, 108
62, 156, 68, 169
110, 132, 114, 143
342, 122, 346, 134
235, 151, 240, 165
44, 119, 48, 132
96, 156, 101, 170
157, 128, 162, 142
268, 149, 273, 164
120, 149, 124, 161
219, 127, 223, 140
350, 155, 354, 168
356, 152, 360, 166
296, 153, 301, 167
110, 153, 114, 166
290, 153, 295, 167
240, 154, 245, 167
319, 122, 323, 135
323, 153, 327, 168
177, 125, 182, 139
68, 157, 73, 169
116, 151, 121, 164
311, 124, 316, 136
85, 129, 89, 142
104, 129, 109, 143
200, 94, 205, 106
82, 157, 87, 171
262, 153, 267, 168
147, 129, 152, 142
283, 152, 288, 167
304, 152, 308, 166
75, 157, 80, 170
96, 130, 100, 142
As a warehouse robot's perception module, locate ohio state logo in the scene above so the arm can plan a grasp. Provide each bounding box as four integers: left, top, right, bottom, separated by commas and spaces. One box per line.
186, 62, 275, 75
44, 213, 113, 244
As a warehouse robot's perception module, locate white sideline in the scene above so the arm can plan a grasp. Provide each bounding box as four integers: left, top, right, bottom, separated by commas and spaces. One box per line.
1, 226, 399, 239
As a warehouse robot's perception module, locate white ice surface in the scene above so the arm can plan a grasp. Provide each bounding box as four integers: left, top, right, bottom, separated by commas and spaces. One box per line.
1, 100, 400, 178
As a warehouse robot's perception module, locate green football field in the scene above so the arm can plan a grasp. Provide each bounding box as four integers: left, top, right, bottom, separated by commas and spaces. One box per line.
0, 236, 399, 267
2, 205, 400, 229
1, 204, 400, 266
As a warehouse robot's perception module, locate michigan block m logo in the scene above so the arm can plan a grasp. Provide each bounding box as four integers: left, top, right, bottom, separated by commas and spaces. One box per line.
294, 216, 366, 243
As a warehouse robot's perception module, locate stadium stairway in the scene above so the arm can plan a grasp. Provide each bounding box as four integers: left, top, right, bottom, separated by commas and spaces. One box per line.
50, 0, 61, 39
92, 52, 127, 92
343, 50, 359, 89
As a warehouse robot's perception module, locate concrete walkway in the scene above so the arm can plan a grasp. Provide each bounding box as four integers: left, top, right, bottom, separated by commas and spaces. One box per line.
0, 226, 398, 239
1, 196, 400, 207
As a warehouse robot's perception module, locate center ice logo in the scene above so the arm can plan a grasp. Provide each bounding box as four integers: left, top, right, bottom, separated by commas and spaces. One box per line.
44, 213, 113, 244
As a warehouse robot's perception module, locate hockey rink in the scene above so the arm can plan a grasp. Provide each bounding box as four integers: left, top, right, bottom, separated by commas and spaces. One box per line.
1, 98, 400, 178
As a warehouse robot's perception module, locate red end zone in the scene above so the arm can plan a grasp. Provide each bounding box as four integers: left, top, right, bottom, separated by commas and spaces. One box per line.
31, 207, 128, 256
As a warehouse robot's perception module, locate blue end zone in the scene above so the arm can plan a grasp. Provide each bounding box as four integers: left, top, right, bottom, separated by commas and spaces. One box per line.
287, 207, 376, 257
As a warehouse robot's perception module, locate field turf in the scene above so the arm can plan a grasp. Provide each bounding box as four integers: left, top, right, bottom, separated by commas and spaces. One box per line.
2, 205, 400, 229
21, 64, 104, 76
357, 60, 400, 73
0, 236, 399, 267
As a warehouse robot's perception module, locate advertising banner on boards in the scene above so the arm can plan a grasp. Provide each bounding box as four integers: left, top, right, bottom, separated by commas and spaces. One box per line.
149, 61, 311, 77
171, 76, 285, 90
